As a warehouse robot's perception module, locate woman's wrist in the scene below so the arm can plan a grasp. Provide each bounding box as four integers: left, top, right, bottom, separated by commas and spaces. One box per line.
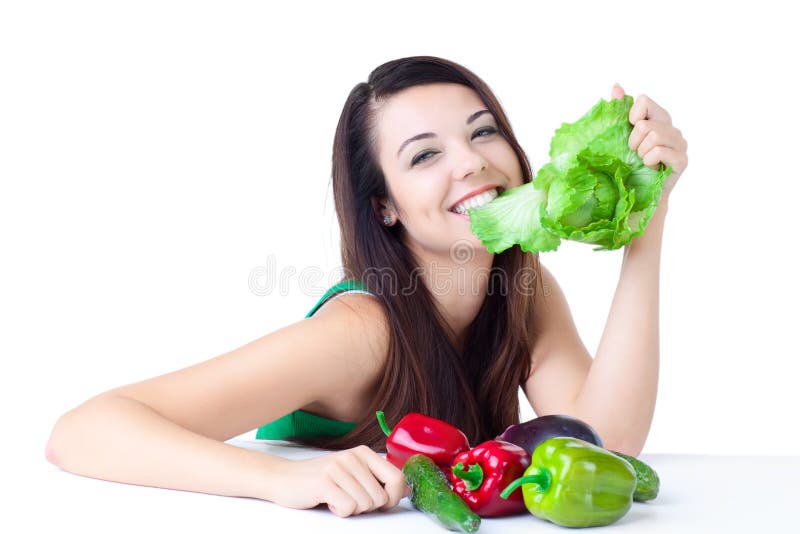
251, 453, 293, 503
625, 197, 667, 256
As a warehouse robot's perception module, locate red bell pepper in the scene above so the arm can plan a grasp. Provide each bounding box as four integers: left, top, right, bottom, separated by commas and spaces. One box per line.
450, 440, 531, 517
376, 410, 469, 482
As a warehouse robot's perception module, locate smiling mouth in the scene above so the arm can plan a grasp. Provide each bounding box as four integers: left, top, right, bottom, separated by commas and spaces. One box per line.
448, 186, 504, 214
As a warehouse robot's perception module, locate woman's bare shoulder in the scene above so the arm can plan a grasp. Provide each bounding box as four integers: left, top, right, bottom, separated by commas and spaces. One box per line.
302, 291, 391, 420
309, 291, 391, 379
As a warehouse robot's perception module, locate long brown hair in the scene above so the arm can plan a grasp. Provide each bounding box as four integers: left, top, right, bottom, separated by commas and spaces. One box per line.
294, 56, 544, 452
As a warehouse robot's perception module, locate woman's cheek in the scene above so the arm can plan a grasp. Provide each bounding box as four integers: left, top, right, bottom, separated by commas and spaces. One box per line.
492, 146, 524, 186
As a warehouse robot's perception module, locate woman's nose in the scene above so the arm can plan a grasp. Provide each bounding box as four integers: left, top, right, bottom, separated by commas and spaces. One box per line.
452, 149, 488, 180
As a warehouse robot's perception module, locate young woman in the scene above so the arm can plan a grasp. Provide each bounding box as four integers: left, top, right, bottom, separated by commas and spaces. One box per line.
45, 56, 688, 518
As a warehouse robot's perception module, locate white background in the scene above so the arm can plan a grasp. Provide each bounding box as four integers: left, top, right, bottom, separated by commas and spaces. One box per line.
2, 0, 798, 480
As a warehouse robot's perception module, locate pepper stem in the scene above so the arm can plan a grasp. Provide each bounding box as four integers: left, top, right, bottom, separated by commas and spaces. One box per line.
499, 467, 552, 499
452, 462, 484, 491
376, 411, 392, 437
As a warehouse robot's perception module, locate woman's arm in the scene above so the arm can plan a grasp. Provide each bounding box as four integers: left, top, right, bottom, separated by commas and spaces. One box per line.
45, 293, 408, 516
572, 199, 667, 456
46, 393, 287, 501
526, 87, 687, 456
521, 209, 664, 456
572, 85, 687, 455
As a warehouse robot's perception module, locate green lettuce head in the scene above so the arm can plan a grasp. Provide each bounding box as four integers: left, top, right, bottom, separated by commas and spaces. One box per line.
468, 95, 671, 253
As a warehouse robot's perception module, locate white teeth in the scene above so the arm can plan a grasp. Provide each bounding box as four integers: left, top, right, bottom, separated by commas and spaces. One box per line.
452, 188, 498, 214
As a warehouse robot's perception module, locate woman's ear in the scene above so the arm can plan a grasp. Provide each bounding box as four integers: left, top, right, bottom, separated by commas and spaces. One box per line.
370, 196, 396, 223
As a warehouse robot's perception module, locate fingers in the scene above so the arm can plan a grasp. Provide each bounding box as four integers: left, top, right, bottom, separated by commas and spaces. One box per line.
325, 482, 358, 518
325, 461, 380, 515
615, 89, 685, 174
629, 94, 672, 125
323, 450, 384, 515
354, 445, 410, 511
344, 447, 392, 510
629, 120, 687, 155
323, 445, 408, 517
642, 145, 688, 175
611, 83, 625, 100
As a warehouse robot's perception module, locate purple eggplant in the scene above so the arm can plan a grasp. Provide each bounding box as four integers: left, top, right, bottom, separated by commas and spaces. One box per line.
496, 415, 603, 456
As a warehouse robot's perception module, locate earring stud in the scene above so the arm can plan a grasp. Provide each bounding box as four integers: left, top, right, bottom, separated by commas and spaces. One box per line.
383, 215, 392, 226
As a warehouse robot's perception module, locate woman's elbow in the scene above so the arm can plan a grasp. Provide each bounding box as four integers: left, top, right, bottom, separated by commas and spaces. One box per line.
604, 435, 644, 457
45, 442, 60, 466
44, 411, 74, 467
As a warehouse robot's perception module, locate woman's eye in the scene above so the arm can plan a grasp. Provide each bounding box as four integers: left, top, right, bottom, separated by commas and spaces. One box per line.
473, 127, 497, 139
411, 127, 498, 167
411, 151, 436, 166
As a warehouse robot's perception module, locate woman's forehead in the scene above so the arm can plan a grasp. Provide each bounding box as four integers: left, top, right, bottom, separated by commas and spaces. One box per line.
380, 83, 484, 123
376, 84, 488, 155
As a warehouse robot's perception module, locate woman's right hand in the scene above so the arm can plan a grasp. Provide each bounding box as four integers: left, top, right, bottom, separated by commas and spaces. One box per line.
268, 445, 411, 517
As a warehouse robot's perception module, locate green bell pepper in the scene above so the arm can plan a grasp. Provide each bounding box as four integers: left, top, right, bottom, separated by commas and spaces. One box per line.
500, 437, 636, 528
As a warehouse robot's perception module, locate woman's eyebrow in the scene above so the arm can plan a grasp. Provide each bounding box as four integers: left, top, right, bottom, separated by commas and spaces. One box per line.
396, 109, 493, 159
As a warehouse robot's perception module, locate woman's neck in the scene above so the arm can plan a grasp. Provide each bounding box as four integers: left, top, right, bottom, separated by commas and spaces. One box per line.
407, 242, 495, 348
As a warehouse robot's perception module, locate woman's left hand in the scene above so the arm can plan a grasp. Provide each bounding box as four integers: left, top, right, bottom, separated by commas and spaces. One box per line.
611, 84, 688, 201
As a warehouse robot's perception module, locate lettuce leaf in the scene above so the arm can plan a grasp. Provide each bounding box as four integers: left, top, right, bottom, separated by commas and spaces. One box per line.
468, 95, 671, 253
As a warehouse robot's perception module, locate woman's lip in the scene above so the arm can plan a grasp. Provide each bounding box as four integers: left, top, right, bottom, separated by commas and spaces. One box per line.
450, 211, 470, 220
448, 184, 501, 211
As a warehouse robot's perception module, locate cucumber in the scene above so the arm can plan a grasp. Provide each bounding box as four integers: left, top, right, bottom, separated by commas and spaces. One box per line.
402, 454, 481, 532
611, 451, 660, 502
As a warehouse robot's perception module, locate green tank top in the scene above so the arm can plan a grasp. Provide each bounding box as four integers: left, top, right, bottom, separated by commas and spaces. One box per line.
254, 279, 373, 440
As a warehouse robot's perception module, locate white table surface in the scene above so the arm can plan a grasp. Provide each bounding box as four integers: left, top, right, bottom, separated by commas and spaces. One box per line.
27, 438, 800, 533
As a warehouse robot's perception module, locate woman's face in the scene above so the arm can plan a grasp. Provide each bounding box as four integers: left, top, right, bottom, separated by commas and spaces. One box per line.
373, 82, 524, 259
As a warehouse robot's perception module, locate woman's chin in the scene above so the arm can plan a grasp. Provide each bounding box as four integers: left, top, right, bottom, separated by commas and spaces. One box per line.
447, 233, 494, 264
